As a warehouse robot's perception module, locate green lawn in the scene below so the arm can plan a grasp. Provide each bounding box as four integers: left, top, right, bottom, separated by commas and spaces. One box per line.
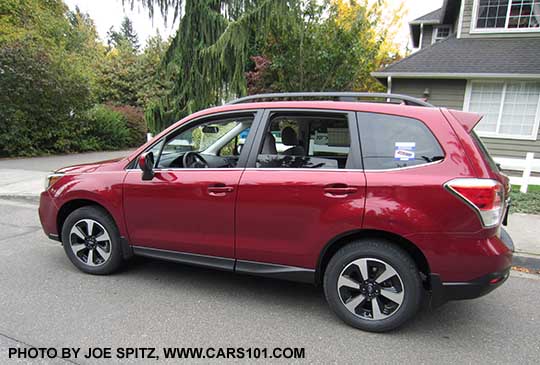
510, 185, 540, 215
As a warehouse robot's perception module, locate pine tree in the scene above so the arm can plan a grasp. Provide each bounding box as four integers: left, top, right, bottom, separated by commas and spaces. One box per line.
125, 0, 297, 131
107, 16, 140, 51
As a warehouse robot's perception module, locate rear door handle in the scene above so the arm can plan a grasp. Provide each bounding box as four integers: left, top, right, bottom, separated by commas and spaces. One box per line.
324, 184, 357, 196
208, 184, 234, 196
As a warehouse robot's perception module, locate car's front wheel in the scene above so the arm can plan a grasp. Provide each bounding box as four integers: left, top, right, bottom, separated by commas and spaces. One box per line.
61, 206, 123, 275
323, 239, 422, 332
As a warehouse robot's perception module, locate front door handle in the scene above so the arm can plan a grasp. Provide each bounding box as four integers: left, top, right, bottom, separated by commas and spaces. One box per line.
324, 184, 357, 197
208, 184, 234, 196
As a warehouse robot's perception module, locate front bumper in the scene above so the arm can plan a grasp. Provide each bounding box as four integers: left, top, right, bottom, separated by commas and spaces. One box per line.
430, 227, 514, 307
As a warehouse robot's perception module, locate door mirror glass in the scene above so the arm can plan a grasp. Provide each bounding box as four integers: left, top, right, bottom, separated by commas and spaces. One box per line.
138, 152, 155, 180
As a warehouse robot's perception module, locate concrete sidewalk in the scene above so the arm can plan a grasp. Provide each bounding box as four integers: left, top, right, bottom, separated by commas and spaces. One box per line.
0, 149, 538, 256
0, 150, 133, 199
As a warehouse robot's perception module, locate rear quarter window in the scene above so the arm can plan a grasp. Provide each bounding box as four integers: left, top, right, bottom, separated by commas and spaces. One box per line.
357, 112, 444, 170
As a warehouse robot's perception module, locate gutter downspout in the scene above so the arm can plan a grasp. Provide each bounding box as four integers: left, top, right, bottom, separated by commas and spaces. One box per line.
419, 23, 424, 49
387, 76, 392, 93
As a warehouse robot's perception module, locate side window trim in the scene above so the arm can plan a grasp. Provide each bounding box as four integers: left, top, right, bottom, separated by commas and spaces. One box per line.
126, 109, 264, 170
245, 108, 362, 170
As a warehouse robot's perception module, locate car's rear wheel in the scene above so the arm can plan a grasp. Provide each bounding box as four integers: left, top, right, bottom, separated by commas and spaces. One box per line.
61, 206, 123, 275
323, 239, 422, 332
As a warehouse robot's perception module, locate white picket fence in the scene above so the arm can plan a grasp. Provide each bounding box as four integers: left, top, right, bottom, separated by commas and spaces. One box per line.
494, 152, 540, 193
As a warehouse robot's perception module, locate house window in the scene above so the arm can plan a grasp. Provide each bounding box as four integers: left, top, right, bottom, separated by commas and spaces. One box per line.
433, 26, 451, 42
466, 81, 540, 139
475, 0, 540, 30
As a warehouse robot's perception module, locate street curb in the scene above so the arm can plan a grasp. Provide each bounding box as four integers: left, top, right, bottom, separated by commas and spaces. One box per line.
513, 253, 540, 271
0, 195, 39, 205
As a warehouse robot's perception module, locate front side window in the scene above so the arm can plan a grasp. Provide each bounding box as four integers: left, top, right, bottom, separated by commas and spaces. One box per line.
358, 113, 444, 170
475, 0, 540, 30
256, 113, 351, 169
153, 115, 254, 169
468, 81, 540, 139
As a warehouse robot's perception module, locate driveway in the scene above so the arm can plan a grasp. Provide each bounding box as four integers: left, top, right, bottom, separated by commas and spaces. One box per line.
0, 199, 539, 364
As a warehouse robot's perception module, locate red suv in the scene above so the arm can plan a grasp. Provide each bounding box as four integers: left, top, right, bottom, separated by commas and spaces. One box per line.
39, 93, 513, 332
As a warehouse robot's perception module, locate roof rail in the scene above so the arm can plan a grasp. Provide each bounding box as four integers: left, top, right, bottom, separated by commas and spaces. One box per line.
228, 92, 434, 107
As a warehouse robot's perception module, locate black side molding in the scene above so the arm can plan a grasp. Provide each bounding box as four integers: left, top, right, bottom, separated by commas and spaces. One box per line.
131, 246, 315, 283
132, 246, 235, 271
235, 260, 315, 284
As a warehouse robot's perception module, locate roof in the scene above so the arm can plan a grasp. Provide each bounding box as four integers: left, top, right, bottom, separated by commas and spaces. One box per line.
409, 1, 462, 48
410, 8, 442, 24
373, 36, 540, 78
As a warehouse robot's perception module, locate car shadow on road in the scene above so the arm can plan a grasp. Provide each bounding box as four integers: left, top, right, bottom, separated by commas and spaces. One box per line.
115, 256, 488, 335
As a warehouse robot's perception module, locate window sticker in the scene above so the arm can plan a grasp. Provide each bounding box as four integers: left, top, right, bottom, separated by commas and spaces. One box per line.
394, 142, 416, 161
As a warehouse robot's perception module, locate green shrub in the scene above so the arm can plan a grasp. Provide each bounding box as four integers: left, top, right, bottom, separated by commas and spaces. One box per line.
0, 41, 92, 156
108, 105, 147, 147
81, 105, 130, 151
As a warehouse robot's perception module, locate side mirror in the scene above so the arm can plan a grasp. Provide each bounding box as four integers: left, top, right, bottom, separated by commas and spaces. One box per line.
138, 152, 155, 181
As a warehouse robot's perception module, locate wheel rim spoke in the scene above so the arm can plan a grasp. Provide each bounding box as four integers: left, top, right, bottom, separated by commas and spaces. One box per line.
95, 230, 110, 242
338, 275, 361, 290
84, 219, 95, 236
371, 298, 385, 320
71, 243, 86, 254
344, 294, 366, 312
86, 249, 95, 266
375, 264, 398, 284
95, 246, 110, 262
72, 226, 86, 240
379, 288, 404, 305
353, 259, 369, 281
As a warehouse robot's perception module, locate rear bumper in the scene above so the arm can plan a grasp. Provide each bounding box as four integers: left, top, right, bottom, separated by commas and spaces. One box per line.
430, 227, 513, 307
430, 268, 510, 307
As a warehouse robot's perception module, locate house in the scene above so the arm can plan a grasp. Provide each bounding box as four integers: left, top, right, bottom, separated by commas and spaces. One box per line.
372, 0, 540, 158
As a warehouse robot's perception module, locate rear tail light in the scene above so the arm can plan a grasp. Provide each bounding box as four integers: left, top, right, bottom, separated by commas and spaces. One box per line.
444, 178, 504, 227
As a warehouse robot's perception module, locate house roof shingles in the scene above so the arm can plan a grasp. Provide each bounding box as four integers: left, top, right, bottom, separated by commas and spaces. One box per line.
374, 36, 540, 76
410, 8, 442, 24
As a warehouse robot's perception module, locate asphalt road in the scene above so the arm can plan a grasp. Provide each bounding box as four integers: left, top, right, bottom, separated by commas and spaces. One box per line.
0, 199, 539, 364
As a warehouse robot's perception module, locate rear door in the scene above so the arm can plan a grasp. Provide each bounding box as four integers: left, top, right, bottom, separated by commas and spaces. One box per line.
235, 109, 366, 270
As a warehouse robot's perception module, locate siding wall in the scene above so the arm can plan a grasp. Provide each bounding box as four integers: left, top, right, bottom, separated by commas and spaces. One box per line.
421, 25, 434, 49
390, 78, 540, 158
460, 0, 540, 39
481, 136, 540, 158
391, 78, 466, 110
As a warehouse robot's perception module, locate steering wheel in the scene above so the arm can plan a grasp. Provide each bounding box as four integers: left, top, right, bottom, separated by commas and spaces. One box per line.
182, 151, 209, 168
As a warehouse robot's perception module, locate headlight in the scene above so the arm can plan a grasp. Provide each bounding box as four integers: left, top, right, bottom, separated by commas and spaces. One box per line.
44, 173, 64, 191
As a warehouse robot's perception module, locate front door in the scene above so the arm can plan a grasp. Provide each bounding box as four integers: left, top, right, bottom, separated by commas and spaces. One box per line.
123, 112, 259, 259
235, 110, 366, 269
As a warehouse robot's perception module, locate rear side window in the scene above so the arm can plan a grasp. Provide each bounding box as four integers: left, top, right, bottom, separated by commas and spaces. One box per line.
358, 112, 444, 170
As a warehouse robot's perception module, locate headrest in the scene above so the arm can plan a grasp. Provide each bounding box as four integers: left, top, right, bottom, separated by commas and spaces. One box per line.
282, 127, 299, 146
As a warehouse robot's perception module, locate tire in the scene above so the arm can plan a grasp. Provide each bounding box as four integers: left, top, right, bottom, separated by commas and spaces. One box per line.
323, 239, 422, 332
61, 206, 124, 275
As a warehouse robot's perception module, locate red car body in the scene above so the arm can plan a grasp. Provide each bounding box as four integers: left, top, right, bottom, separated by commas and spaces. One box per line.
39, 100, 513, 305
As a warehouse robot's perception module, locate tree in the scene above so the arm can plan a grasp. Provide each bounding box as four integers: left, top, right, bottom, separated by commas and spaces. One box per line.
107, 16, 140, 51
129, 0, 405, 132
248, 0, 406, 93
127, 0, 296, 131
